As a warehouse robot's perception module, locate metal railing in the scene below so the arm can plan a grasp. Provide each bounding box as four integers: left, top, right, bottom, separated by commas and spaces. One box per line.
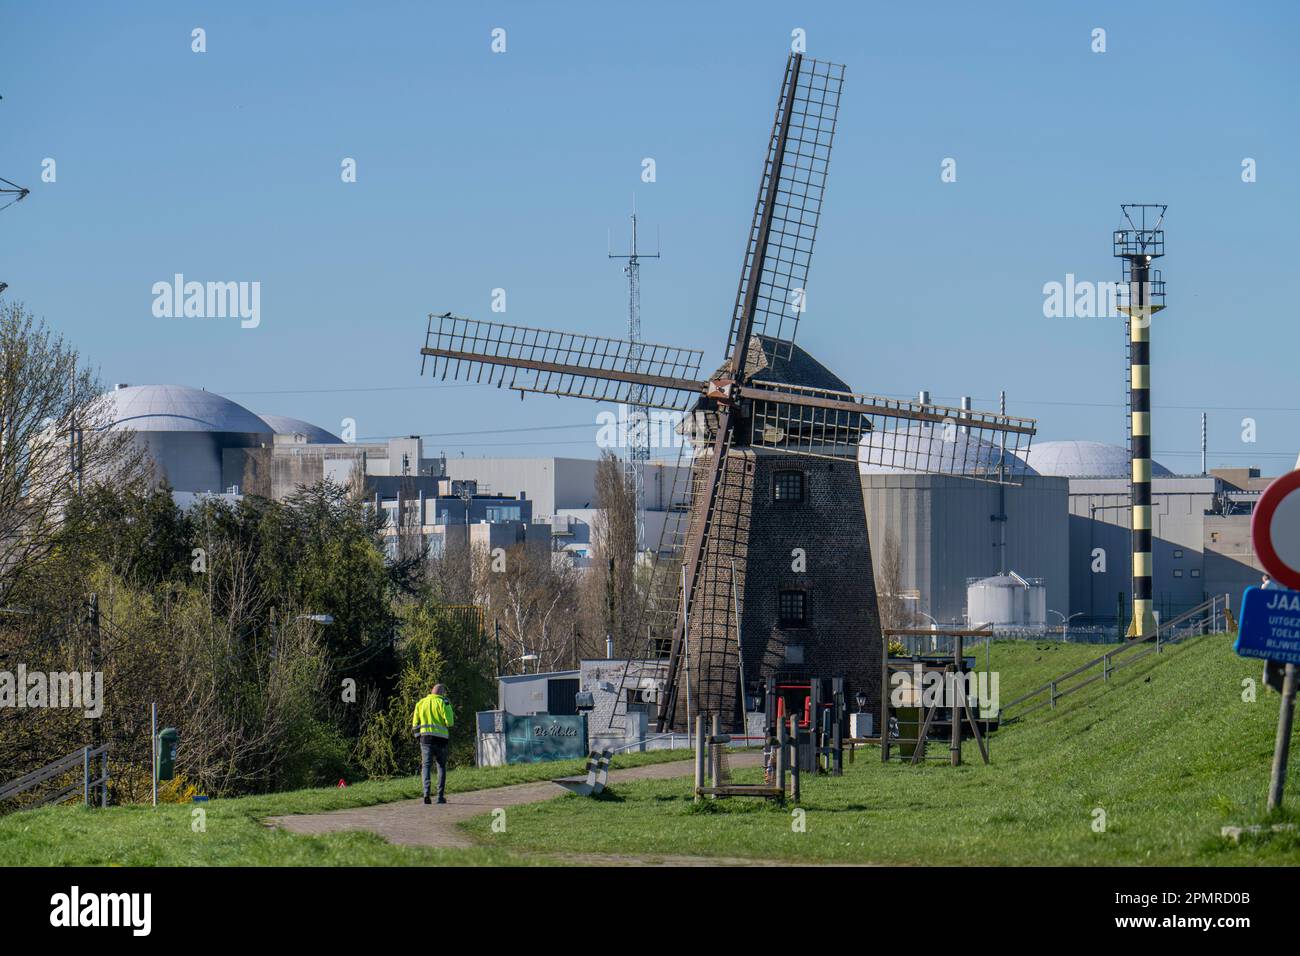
0, 746, 110, 811
999, 594, 1229, 725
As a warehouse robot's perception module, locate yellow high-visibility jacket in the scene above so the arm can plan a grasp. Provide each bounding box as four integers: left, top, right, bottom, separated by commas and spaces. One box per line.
412, 694, 454, 738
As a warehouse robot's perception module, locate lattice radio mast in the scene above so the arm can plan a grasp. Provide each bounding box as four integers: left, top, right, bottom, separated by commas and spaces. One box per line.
609, 200, 659, 553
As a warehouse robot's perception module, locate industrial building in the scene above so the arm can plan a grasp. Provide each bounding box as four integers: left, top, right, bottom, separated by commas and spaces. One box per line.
104, 384, 1274, 633
859, 445, 1070, 626
444, 456, 688, 564
1030, 441, 1265, 624
104, 384, 550, 560
858, 430, 1274, 631
104, 383, 275, 494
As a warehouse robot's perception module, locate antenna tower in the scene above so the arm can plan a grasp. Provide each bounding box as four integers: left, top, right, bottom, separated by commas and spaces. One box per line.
609, 202, 659, 552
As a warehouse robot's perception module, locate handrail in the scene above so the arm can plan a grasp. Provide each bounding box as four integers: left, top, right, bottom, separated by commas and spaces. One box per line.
1160, 595, 1225, 634
1000, 594, 1227, 723
606, 732, 690, 755
0, 745, 110, 809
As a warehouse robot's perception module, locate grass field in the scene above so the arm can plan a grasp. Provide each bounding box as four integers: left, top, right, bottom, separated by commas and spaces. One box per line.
459, 635, 1300, 865
0, 747, 692, 865
4, 635, 1297, 865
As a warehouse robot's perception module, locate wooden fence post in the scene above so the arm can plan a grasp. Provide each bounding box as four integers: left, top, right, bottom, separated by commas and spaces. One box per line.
693, 714, 705, 803
789, 715, 801, 803
776, 717, 788, 803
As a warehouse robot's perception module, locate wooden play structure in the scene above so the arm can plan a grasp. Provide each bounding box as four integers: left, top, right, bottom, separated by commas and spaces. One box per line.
693, 713, 795, 804
880, 626, 992, 767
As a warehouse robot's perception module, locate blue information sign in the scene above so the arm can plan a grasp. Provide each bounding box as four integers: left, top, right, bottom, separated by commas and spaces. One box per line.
1235, 585, 1300, 664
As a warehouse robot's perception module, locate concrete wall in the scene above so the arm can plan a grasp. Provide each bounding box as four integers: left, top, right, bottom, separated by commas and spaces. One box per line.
1204, 515, 1264, 609
445, 458, 595, 518
410, 520, 551, 560
136, 430, 269, 494
1065, 476, 1244, 621
445, 456, 689, 520
860, 474, 1069, 625
580, 658, 668, 740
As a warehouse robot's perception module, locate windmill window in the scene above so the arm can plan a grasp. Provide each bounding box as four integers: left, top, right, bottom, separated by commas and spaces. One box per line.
1173, 569, 1183, 578
779, 589, 808, 627
1191, 569, 1201, 578
773, 470, 805, 503
1173, 549, 1183, 559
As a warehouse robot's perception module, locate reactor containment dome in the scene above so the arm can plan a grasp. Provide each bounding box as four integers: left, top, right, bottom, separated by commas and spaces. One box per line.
102, 384, 335, 494
1022, 440, 1172, 478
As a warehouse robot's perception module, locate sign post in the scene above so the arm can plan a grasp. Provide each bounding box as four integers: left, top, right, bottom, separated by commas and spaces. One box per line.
1269, 666, 1298, 812
150, 702, 157, 808
1235, 470, 1300, 811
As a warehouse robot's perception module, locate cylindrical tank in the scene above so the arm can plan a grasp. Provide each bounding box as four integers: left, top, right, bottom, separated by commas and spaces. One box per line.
966, 573, 1047, 627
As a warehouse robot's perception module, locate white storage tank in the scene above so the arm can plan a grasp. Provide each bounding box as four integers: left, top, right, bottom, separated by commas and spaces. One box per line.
966, 572, 1047, 627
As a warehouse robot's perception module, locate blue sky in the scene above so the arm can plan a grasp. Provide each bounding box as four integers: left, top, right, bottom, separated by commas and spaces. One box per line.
2, 1, 1297, 472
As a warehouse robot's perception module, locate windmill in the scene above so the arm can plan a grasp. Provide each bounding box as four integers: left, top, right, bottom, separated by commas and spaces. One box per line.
420, 52, 1036, 733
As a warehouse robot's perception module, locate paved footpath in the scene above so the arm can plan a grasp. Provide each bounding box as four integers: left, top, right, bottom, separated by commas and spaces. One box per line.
268, 753, 762, 853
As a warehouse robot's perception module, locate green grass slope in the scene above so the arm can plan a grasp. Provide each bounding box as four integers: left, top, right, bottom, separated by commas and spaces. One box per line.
461, 635, 1300, 865
0, 747, 690, 865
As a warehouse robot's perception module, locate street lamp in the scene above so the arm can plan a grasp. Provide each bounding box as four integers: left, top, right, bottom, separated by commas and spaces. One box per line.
1047, 610, 1083, 641
508, 653, 539, 675
898, 593, 938, 630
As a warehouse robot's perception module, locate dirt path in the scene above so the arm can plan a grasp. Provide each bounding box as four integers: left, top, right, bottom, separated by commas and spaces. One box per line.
268, 753, 761, 851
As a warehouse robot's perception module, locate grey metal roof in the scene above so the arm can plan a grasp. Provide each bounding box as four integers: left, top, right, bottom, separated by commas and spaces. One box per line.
1023, 440, 1171, 478
258, 414, 342, 444
104, 384, 272, 434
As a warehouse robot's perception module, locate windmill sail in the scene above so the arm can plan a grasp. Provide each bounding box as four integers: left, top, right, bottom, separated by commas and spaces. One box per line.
745, 381, 1035, 481
421, 313, 705, 412
726, 55, 844, 370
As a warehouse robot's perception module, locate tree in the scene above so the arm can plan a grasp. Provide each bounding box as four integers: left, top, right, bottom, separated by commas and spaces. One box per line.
476, 542, 578, 674
874, 529, 913, 635
0, 300, 145, 607
581, 451, 641, 657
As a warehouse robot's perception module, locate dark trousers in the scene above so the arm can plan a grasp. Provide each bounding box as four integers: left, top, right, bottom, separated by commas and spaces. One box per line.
420, 735, 449, 798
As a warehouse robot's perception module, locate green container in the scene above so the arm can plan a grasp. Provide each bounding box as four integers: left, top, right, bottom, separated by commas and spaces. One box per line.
157, 727, 180, 780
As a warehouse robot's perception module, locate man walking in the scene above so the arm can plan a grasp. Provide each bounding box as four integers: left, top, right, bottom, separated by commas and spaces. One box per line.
412, 683, 454, 804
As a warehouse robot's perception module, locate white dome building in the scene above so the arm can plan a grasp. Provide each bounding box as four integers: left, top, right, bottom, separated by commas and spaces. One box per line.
1023, 440, 1172, 479
258, 414, 342, 444
103, 385, 338, 494
103, 384, 273, 493
858, 424, 1037, 478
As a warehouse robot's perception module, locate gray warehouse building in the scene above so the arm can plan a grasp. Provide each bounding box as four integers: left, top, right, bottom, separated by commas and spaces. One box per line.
859, 471, 1070, 626
857, 435, 1271, 630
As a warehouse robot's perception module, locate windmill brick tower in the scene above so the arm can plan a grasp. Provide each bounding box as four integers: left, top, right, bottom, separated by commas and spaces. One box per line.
420, 52, 1036, 733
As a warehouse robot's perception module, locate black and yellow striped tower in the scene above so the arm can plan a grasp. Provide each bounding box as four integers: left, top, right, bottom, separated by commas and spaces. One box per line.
1113, 204, 1166, 638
